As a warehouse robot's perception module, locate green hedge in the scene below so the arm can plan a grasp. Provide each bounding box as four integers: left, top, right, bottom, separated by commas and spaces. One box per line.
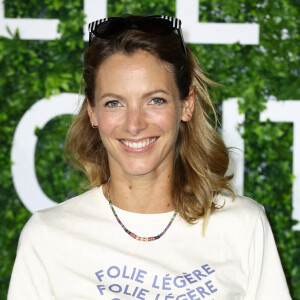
1, 0, 299, 298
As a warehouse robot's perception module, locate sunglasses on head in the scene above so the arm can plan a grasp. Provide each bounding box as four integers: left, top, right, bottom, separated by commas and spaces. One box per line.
88, 15, 188, 59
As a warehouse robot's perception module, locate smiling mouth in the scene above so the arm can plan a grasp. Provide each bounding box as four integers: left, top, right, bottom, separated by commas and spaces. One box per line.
120, 137, 157, 149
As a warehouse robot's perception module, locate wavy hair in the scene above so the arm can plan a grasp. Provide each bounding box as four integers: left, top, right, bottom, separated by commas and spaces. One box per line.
65, 15, 234, 228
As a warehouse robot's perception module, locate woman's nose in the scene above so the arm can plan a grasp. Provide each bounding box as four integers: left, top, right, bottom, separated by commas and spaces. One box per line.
124, 106, 147, 136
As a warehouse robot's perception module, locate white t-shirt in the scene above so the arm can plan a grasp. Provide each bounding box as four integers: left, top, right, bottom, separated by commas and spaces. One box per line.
8, 186, 291, 300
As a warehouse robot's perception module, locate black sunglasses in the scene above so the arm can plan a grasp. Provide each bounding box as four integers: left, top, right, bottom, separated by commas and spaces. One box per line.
88, 15, 188, 59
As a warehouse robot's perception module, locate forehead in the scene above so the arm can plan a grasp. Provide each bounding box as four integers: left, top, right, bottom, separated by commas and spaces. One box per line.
95, 50, 178, 96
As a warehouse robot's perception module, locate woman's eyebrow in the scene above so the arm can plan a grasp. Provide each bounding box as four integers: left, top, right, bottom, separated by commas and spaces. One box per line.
99, 89, 170, 101
99, 93, 125, 101
143, 89, 170, 98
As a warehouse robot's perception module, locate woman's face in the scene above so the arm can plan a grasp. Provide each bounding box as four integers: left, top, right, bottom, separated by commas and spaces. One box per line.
88, 50, 193, 178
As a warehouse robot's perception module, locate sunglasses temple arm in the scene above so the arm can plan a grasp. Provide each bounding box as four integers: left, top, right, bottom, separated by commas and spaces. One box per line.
178, 28, 188, 60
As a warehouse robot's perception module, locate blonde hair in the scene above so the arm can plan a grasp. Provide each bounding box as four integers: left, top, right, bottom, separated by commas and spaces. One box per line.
173, 52, 234, 230
65, 16, 234, 228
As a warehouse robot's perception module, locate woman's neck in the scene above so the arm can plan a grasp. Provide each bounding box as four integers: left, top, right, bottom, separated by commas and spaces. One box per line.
103, 169, 174, 214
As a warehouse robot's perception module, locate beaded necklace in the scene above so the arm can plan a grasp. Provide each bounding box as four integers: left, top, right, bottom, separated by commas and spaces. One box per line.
107, 180, 178, 242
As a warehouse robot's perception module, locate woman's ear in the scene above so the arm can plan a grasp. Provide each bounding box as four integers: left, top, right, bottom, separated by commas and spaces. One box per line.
87, 99, 98, 128
181, 86, 195, 122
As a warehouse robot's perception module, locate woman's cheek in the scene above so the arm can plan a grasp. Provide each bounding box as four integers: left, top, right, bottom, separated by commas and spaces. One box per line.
154, 110, 179, 131
98, 111, 122, 133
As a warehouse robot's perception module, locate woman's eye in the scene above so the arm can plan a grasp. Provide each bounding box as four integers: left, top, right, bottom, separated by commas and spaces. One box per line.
149, 98, 166, 105
105, 100, 121, 107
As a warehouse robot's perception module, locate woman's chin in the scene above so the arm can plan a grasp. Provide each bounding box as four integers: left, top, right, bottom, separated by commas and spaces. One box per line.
118, 161, 159, 177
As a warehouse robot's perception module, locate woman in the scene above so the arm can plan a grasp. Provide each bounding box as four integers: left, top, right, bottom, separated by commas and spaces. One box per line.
8, 15, 291, 299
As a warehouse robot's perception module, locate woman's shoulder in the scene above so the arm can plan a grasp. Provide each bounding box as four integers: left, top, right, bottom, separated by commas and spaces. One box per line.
21, 187, 102, 235
211, 193, 267, 231
39, 187, 101, 217
216, 193, 264, 214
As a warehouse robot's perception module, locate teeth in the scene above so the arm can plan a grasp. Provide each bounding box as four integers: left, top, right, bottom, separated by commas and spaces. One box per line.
122, 138, 156, 149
